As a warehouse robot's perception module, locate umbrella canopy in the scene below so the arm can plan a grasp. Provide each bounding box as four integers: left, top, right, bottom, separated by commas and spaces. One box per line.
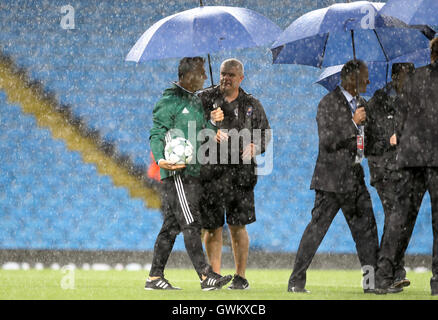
315, 48, 431, 96
271, 1, 432, 68
126, 6, 282, 62
380, 0, 438, 26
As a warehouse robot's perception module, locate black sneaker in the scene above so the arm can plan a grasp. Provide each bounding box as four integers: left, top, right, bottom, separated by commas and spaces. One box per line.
431, 276, 438, 295
363, 288, 375, 294
201, 272, 232, 291
374, 285, 403, 295
228, 274, 250, 290
393, 278, 410, 289
145, 277, 181, 290
288, 286, 310, 293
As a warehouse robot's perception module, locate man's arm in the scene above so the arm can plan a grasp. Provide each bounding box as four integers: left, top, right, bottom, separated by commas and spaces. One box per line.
364, 93, 391, 156
149, 99, 174, 162
150, 99, 188, 171
317, 97, 356, 153
251, 98, 271, 156
394, 90, 409, 143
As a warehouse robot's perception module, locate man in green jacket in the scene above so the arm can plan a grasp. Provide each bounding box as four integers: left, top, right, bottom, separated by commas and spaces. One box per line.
146, 57, 232, 291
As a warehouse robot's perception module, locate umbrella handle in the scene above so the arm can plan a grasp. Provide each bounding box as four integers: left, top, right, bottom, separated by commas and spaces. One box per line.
351, 30, 356, 61
208, 54, 214, 86
213, 102, 222, 129
199, 1, 213, 85
351, 30, 360, 99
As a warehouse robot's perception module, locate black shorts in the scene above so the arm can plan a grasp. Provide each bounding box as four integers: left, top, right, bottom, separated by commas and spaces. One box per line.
200, 166, 256, 230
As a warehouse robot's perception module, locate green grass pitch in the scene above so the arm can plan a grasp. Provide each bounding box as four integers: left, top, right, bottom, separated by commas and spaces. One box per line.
1, 268, 437, 300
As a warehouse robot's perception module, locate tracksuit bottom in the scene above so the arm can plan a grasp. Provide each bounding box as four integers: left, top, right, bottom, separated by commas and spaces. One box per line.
149, 175, 211, 279
289, 183, 379, 289
375, 167, 438, 293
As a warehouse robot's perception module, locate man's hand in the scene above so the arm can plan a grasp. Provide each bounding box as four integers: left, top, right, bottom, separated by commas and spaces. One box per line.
353, 107, 366, 125
210, 107, 224, 123
216, 129, 229, 143
158, 159, 186, 171
390, 134, 397, 146
242, 143, 257, 161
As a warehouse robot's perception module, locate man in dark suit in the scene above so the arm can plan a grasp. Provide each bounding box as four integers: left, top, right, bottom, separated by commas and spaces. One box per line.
365, 63, 415, 292
288, 60, 379, 293
375, 37, 438, 296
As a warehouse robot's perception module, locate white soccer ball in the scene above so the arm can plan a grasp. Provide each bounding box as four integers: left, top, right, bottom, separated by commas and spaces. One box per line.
164, 137, 194, 164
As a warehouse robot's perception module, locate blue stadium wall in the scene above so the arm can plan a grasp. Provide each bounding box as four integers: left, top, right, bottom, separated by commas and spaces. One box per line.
0, 0, 433, 255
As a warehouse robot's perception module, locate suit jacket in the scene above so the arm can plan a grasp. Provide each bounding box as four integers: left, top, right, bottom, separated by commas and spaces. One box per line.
395, 62, 438, 168
310, 86, 365, 193
365, 83, 398, 186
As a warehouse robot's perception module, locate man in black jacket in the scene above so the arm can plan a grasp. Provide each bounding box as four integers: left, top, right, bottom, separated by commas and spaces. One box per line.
365, 63, 415, 292
198, 58, 271, 290
375, 38, 438, 296
288, 60, 379, 293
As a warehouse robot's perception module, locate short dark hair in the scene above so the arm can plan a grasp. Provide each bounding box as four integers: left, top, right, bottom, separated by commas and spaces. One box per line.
178, 57, 205, 79
391, 62, 414, 78
340, 59, 367, 82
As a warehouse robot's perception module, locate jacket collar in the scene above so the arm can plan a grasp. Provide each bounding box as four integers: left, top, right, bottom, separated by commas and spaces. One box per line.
207, 85, 249, 100
172, 81, 197, 96
339, 86, 355, 105
334, 86, 352, 106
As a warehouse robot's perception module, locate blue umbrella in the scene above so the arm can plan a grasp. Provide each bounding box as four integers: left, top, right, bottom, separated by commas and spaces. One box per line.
271, 1, 432, 68
380, 0, 438, 27
315, 48, 431, 96
126, 4, 281, 85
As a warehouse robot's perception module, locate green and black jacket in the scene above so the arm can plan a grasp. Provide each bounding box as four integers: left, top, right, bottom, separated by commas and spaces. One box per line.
149, 83, 217, 180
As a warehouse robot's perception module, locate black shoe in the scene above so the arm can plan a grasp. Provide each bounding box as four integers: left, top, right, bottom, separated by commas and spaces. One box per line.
393, 278, 410, 289
201, 272, 233, 291
363, 289, 375, 294
374, 286, 403, 295
145, 277, 181, 290
288, 286, 310, 293
228, 274, 250, 290
431, 277, 438, 296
